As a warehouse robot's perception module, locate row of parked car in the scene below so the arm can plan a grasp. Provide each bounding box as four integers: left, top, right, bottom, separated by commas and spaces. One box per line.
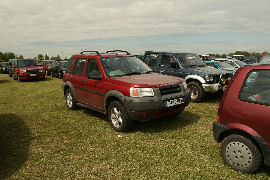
1, 50, 270, 173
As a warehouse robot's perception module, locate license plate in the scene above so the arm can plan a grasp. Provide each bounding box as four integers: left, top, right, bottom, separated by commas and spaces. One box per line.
165, 98, 184, 107
30, 74, 37, 76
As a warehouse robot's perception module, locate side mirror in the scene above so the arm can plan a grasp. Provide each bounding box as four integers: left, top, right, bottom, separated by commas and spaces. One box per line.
12, 65, 17, 68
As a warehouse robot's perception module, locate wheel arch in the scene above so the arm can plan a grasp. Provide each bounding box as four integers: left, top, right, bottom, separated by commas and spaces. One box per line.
63, 82, 77, 101
104, 90, 125, 114
185, 75, 206, 84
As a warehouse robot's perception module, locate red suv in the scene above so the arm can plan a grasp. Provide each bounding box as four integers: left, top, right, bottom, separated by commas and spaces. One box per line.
213, 63, 270, 173
41, 60, 56, 75
62, 50, 190, 131
12, 59, 45, 81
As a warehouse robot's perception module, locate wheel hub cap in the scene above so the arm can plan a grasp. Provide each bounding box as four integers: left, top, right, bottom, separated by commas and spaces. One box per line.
66, 92, 73, 107
111, 108, 122, 128
225, 141, 252, 168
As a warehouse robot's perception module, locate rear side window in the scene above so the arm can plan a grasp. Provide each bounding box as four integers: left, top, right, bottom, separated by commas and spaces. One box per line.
66, 57, 76, 73
239, 70, 270, 106
72, 58, 87, 76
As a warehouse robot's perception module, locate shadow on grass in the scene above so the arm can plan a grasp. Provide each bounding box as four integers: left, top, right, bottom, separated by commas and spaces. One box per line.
0, 79, 9, 84
82, 107, 199, 133
258, 165, 270, 175
0, 114, 31, 179
204, 91, 223, 103
132, 110, 200, 133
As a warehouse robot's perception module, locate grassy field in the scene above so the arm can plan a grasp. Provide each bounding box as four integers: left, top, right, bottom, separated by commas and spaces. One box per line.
0, 74, 269, 179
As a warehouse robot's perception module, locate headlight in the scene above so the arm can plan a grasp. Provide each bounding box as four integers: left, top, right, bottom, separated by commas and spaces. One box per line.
39, 69, 44, 73
130, 87, 154, 97
63, 71, 65, 74
204, 75, 214, 82
20, 69, 27, 73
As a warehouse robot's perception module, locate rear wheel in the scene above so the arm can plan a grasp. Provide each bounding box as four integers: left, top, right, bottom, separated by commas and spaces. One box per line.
65, 89, 77, 109
187, 81, 205, 102
220, 134, 262, 173
107, 101, 133, 132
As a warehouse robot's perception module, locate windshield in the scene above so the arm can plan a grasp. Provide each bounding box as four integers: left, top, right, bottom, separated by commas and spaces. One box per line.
45, 61, 54, 65
100, 56, 152, 77
216, 62, 234, 69
1, 62, 8, 67
260, 55, 270, 63
17, 60, 37, 67
234, 60, 246, 67
180, 54, 205, 66
59, 61, 69, 68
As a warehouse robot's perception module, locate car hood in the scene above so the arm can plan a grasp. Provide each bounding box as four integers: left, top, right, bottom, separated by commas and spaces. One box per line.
184, 66, 230, 75
19, 66, 43, 70
110, 73, 184, 88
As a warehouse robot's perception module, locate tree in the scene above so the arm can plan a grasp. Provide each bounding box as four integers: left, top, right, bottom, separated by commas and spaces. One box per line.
44, 54, 49, 60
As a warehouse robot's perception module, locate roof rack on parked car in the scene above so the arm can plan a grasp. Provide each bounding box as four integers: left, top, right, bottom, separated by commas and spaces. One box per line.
80, 51, 101, 56
106, 50, 130, 55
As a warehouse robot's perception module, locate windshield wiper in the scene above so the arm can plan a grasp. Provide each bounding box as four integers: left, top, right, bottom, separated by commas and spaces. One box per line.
124, 72, 142, 76
142, 70, 154, 74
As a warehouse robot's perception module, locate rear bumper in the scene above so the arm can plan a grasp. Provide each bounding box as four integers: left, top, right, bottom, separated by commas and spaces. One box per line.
123, 89, 191, 121
213, 122, 270, 166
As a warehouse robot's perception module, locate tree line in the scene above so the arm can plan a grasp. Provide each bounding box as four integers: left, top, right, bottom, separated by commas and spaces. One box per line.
0, 50, 268, 63
0, 52, 66, 63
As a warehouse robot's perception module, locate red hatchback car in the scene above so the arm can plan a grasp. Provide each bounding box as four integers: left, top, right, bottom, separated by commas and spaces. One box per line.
12, 59, 45, 81
62, 50, 190, 131
213, 63, 270, 173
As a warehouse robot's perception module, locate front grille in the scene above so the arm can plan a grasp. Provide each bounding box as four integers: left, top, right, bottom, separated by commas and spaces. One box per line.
26, 70, 39, 73
212, 75, 220, 83
159, 85, 181, 96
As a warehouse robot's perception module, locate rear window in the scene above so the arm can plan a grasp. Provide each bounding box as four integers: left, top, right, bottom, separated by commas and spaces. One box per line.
239, 70, 270, 106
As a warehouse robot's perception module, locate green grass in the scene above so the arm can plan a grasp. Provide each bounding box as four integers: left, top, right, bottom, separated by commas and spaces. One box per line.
0, 74, 269, 179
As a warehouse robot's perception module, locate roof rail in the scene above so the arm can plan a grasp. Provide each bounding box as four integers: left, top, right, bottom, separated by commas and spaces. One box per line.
106, 50, 130, 55
80, 51, 101, 56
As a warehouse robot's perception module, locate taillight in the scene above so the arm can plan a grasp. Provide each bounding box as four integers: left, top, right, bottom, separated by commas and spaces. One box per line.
217, 115, 220, 123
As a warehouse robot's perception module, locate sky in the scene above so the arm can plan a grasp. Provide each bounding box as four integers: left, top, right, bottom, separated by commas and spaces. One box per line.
0, 0, 270, 58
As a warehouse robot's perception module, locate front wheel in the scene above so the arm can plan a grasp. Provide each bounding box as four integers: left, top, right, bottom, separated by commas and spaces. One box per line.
220, 134, 262, 173
187, 81, 205, 102
107, 101, 133, 132
65, 89, 77, 110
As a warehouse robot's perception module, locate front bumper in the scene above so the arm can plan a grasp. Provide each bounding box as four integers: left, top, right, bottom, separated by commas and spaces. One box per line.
202, 83, 224, 93
122, 88, 191, 122
19, 73, 45, 80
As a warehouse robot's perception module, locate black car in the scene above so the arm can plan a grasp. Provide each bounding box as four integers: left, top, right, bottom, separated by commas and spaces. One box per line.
7, 59, 16, 77
142, 51, 233, 102
51, 61, 69, 78
0, 62, 8, 73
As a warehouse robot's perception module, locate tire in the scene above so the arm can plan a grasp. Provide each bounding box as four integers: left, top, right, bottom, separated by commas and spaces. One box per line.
187, 81, 205, 102
58, 72, 62, 79
220, 134, 262, 173
107, 101, 133, 132
65, 89, 77, 110
17, 75, 21, 82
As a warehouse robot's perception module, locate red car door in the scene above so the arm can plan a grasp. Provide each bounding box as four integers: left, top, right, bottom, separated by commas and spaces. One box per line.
82, 58, 105, 110
71, 58, 88, 103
